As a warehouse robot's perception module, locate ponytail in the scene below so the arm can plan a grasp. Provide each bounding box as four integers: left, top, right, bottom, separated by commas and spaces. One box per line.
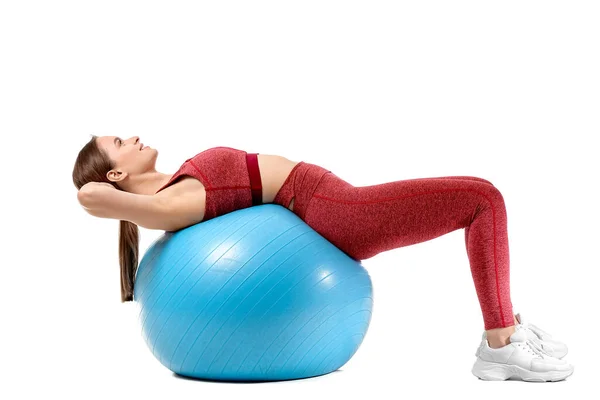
119, 220, 140, 302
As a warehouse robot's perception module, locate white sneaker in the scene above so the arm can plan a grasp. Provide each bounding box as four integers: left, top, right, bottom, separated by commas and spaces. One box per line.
472, 325, 574, 382
515, 312, 568, 359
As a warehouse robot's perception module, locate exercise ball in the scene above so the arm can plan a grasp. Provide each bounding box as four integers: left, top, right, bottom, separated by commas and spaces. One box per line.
134, 204, 374, 382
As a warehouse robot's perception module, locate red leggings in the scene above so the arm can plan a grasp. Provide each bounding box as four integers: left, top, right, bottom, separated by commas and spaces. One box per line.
273, 162, 514, 331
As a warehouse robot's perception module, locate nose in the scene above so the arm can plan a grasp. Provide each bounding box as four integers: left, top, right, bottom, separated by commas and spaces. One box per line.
128, 136, 140, 145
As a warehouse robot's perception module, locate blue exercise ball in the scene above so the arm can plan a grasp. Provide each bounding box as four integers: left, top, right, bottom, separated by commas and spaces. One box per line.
134, 204, 374, 382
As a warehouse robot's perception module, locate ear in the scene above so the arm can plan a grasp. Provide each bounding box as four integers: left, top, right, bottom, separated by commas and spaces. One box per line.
107, 169, 128, 183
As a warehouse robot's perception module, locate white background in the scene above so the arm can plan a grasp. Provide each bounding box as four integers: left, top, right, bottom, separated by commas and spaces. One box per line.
1, 1, 598, 398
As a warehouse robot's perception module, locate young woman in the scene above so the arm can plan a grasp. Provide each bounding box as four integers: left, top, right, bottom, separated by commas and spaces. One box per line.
73, 135, 574, 382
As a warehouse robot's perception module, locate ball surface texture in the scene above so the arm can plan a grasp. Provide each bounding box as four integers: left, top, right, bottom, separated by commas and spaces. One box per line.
134, 204, 373, 381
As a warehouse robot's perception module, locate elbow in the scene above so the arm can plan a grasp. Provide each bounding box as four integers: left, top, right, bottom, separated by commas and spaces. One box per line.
77, 188, 96, 213
77, 188, 92, 206
77, 188, 108, 218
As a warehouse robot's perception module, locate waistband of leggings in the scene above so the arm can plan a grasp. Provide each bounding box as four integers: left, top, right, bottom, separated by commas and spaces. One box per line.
272, 161, 331, 220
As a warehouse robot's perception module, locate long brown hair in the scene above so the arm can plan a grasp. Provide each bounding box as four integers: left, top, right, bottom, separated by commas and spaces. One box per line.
72, 135, 139, 303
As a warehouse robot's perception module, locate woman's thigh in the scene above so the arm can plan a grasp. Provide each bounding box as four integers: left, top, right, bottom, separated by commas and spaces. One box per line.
304, 173, 499, 260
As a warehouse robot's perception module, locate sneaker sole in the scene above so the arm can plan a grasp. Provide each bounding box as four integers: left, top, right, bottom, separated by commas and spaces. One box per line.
472, 358, 574, 382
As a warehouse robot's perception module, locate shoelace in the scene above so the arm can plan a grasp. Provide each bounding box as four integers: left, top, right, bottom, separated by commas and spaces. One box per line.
526, 338, 546, 357
519, 327, 547, 357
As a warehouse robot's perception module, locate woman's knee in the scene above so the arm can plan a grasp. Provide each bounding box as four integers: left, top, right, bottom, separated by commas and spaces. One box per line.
460, 176, 495, 186
476, 177, 494, 187
430, 176, 495, 186
478, 182, 506, 208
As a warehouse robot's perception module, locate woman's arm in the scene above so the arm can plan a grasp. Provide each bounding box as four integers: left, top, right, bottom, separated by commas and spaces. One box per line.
77, 183, 176, 231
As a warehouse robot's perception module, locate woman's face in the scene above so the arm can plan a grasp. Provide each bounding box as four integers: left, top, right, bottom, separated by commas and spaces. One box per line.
95, 135, 158, 179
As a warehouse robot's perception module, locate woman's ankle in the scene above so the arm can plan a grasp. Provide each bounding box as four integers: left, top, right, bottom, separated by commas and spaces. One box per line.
486, 324, 516, 348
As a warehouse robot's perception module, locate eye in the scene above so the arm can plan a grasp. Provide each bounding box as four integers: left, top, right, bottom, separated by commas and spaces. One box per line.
117, 138, 122, 146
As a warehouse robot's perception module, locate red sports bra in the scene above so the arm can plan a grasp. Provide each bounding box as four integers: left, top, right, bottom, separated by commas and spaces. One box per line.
155, 146, 263, 222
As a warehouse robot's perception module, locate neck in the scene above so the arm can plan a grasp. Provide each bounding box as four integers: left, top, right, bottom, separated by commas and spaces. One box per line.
120, 170, 174, 195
